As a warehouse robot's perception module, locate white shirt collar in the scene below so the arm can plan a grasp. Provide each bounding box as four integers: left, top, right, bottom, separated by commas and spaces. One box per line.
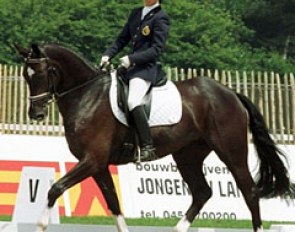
142, 2, 160, 20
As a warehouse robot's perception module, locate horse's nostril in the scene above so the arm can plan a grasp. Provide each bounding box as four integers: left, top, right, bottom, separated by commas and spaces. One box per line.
36, 113, 45, 121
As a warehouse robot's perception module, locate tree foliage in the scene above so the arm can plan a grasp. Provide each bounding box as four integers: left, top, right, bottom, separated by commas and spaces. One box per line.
0, 0, 294, 73
210, 0, 295, 61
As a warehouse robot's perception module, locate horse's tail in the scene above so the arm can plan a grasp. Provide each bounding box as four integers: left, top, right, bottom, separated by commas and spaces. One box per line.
236, 93, 294, 198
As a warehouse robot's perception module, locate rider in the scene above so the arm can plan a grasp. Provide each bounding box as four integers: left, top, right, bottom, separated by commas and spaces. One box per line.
100, 0, 170, 162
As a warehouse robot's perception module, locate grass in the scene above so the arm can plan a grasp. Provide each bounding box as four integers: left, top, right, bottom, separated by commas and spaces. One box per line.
1, 215, 294, 229
61, 217, 258, 228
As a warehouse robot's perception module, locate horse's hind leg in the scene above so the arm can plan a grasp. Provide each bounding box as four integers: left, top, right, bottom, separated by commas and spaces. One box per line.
93, 170, 129, 232
172, 142, 212, 232
218, 148, 263, 232
215, 147, 263, 231
210, 114, 263, 232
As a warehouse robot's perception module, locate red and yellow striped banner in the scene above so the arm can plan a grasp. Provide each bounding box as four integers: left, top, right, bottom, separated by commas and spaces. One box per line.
0, 161, 121, 216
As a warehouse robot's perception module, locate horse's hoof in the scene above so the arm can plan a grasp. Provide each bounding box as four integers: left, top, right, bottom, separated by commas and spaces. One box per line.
35, 228, 44, 232
35, 224, 47, 232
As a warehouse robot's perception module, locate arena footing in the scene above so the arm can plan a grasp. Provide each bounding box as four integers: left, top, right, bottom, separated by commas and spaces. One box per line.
0, 222, 284, 232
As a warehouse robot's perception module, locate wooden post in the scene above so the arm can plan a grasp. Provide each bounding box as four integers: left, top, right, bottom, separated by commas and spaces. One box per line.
42, 121, 46, 135
221, 70, 226, 86
205, 69, 211, 79
37, 121, 42, 135
251, 71, 255, 103
243, 71, 248, 97
200, 68, 205, 77
257, 71, 263, 113
13, 66, 19, 134
0, 64, 2, 133
7, 66, 13, 133
270, 72, 277, 141
167, 67, 172, 81
290, 73, 295, 144
284, 74, 290, 143
187, 68, 192, 79
235, 71, 241, 93
31, 120, 36, 135
19, 67, 25, 135
213, 69, 219, 82
51, 103, 56, 135
276, 74, 284, 144
174, 67, 178, 81
263, 72, 270, 128
180, 68, 185, 81
227, 71, 232, 89
1, 65, 7, 134
25, 84, 30, 135
58, 112, 63, 136
193, 69, 197, 78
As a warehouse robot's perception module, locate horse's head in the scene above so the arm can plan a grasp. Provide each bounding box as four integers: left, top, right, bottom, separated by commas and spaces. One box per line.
15, 44, 58, 121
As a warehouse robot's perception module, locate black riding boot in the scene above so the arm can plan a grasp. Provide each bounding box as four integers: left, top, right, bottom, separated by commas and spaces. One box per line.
121, 128, 136, 157
131, 106, 157, 162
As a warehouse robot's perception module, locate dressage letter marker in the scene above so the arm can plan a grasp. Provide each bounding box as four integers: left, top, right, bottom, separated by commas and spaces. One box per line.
29, 179, 40, 202
12, 167, 60, 224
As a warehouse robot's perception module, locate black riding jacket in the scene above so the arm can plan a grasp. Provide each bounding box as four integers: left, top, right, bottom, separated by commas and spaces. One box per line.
103, 6, 170, 84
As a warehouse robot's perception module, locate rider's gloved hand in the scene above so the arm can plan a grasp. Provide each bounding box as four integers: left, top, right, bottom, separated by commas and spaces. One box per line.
119, 56, 131, 69
100, 56, 110, 69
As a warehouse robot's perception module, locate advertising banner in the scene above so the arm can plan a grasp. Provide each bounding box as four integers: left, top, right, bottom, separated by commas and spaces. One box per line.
118, 146, 295, 221
0, 134, 294, 221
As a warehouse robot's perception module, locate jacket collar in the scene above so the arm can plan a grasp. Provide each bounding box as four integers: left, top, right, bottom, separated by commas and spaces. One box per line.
141, 5, 161, 21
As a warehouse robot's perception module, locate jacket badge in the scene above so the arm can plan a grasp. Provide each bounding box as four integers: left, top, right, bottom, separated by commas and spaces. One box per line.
142, 25, 150, 36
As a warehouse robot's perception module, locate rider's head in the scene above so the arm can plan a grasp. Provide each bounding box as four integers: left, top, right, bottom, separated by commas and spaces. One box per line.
144, 0, 160, 7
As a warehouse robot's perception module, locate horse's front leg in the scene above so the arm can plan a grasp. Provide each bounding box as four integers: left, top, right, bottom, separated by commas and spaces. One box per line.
36, 158, 97, 232
93, 169, 129, 232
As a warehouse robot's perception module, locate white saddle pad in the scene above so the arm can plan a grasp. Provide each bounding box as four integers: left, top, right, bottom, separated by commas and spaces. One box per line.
109, 70, 182, 127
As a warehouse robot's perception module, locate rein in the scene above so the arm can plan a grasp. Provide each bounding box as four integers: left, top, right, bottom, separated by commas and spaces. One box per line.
54, 73, 107, 100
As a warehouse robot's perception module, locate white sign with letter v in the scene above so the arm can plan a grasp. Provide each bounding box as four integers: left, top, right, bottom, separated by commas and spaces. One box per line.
12, 167, 60, 224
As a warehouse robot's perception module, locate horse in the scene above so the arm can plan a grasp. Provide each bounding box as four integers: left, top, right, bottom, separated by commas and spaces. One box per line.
15, 43, 293, 232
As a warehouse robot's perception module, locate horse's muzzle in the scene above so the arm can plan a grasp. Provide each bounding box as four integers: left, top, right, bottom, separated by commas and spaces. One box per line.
29, 105, 48, 122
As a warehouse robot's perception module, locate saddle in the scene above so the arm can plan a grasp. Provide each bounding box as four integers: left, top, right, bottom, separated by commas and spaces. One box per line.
116, 66, 168, 125
110, 68, 181, 128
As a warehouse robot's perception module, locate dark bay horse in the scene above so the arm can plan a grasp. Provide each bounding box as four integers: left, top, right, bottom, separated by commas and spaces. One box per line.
15, 44, 293, 232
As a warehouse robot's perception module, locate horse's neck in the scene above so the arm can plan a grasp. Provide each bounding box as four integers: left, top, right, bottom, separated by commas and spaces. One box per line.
45, 46, 107, 122
45, 45, 97, 91
58, 58, 96, 91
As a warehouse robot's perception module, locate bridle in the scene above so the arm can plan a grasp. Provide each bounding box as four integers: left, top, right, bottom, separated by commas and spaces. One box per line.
25, 55, 105, 107
25, 56, 56, 106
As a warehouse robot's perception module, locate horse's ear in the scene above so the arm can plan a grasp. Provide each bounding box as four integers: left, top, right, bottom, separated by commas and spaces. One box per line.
14, 44, 30, 58
31, 44, 42, 56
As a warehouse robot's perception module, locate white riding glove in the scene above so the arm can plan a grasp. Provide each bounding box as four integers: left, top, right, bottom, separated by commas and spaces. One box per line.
119, 56, 131, 69
100, 55, 110, 69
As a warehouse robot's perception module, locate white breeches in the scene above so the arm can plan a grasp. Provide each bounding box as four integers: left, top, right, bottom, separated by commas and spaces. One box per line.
128, 77, 151, 111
